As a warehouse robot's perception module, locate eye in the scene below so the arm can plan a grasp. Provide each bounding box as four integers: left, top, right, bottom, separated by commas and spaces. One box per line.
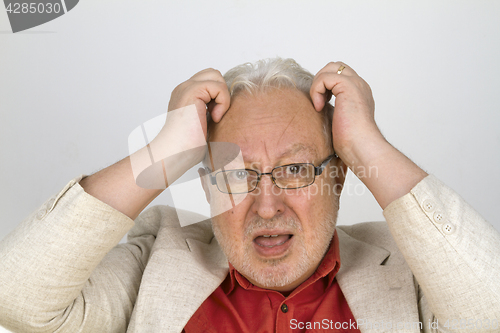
286, 164, 303, 175
229, 170, 249, 181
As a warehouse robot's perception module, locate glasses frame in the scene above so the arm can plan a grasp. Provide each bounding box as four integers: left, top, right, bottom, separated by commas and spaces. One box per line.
207, 154, 336, 194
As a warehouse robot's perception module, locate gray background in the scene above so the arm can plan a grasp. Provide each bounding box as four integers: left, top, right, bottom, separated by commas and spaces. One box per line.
1, 2, 500, 330
1, 1, 500, 252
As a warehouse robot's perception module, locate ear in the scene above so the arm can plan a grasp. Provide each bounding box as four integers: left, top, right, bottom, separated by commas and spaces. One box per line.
198, 167, 211, 203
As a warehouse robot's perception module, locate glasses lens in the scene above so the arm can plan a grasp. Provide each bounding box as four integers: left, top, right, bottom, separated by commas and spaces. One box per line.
273, 164, 315, 189
216, 169, 259, 194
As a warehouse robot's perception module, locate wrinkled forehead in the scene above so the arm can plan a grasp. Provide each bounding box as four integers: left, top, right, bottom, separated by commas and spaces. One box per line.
207, 88, 328, 167
205, 142, 321, 171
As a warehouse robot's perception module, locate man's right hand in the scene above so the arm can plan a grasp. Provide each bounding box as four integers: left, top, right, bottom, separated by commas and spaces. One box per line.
168, 68, 231, 139
80, 68, 231, 220
140, 68, 232, 184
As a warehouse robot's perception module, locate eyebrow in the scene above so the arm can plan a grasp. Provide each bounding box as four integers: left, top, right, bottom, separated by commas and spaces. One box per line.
278, 143, 318, 160
216, 143, 320, 171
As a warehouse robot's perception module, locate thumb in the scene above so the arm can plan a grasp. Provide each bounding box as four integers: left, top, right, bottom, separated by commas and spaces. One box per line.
311, 92, 326, 112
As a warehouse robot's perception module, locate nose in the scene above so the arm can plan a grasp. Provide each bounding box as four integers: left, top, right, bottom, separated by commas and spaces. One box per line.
251, 174, 285, 220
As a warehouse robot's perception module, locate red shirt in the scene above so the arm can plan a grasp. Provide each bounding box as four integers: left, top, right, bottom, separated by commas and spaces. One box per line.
184, 230, 360, 332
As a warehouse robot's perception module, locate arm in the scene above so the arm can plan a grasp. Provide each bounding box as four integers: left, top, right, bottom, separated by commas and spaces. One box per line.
0, 178, 137, 333
384, 175, 500, 331
80, 68, 231, 220
310, 62, 427, 209
0, 69, 231, 332
310, 62, 500, 330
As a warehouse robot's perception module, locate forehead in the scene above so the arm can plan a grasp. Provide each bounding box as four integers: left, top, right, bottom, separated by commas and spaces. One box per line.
209, 88, 328, 163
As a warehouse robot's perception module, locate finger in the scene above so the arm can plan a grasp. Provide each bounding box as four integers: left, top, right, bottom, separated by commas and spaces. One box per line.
193, 81, 230, 122
310, 62, 352, 111
208, 83, 231, 123
310, 72, 355, 111
309, 74, 329, 111
190, 68, 226, 84
315, 61, 357, 77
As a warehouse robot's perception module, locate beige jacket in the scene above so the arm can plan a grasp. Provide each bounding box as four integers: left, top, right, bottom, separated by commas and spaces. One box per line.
0, 175, 499, 333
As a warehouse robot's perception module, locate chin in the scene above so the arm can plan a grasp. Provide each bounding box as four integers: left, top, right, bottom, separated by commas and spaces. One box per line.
212, 211, 337, 290
244, 255, 312, 289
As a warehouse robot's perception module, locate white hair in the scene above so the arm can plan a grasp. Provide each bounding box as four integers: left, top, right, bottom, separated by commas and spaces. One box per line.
224, 57, 315, 97
222, 57, 334, 149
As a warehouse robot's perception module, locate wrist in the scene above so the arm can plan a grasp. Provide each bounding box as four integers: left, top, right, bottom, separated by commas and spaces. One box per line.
337, 128, 389, 175
338, 131, 427, 209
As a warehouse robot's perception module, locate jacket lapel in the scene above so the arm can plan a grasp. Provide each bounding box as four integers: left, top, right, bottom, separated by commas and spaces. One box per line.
127, 220, 228, 333
336, 228, 421, 333
127, 212, 421, 333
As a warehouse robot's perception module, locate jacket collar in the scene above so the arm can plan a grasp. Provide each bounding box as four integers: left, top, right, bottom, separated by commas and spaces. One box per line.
336, 227, 421, 333
128, 221, 420, 333
127, 221, 229, 333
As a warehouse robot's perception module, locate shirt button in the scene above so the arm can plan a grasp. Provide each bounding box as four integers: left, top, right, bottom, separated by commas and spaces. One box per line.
422, 199, 435, 212
281, 304, 289, 313
433, 211, 445, 224
442, 223, 455, 235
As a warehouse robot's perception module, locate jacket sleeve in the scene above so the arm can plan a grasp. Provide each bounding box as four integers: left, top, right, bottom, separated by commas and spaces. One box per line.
383, 174, 500, 333
0, 177, 154, 333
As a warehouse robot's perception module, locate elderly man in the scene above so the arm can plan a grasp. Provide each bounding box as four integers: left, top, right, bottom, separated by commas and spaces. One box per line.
0, 58, 499, 333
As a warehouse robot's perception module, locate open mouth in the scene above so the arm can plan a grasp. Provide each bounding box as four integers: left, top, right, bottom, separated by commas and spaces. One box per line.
253, 233, 294, 257
254, 234, 292, 247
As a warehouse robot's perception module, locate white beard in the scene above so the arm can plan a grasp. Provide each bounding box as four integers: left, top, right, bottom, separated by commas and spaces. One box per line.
212, 211, 337, 289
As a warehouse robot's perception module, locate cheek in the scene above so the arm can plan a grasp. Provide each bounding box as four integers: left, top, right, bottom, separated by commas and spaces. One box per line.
209, 190, 250, 218
284, 182, 338, 227
212, 208, 247, 244
283, 183, 329, 212
309, 176, 340, 207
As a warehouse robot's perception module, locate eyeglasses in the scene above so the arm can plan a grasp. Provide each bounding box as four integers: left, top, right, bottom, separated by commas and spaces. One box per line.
207, 154, 335, 194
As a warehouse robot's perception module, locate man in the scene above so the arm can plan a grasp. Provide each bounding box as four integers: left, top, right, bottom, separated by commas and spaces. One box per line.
0, 58, 499, 333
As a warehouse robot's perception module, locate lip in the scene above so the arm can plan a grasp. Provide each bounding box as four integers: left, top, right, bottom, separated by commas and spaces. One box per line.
252, 229, 294, 239
252, 231, 294, 258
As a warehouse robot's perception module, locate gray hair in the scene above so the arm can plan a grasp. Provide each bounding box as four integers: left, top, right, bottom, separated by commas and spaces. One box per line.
225, 58, 315, 98
222, 58, 334, 150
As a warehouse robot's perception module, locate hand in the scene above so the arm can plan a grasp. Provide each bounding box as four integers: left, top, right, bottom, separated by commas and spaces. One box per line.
310, 61, 427, 209
133, 68, 232, 190
310, 62, 383, 163
168, 68, 231, 139
146, 68, 232, 171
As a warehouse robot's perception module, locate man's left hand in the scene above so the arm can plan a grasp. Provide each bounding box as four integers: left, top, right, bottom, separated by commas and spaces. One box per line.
310, 61, 427, 209
310, 61, 384, 165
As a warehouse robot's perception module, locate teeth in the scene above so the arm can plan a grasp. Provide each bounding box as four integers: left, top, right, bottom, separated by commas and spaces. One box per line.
271, 235, 279, 237
263, 239, 287, 248
262, 235, 279, 238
